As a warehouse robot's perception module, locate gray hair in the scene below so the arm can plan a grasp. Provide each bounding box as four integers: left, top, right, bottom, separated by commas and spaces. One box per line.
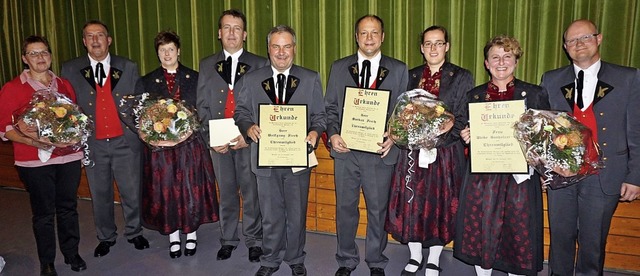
266, 25, 296, 45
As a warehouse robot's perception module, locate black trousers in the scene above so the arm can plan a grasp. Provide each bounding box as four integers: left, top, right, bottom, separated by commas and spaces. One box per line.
17, 160, 82, 265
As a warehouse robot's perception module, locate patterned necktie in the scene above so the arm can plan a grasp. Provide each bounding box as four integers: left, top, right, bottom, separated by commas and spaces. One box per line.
360, 60, 371, 88
576, 70, 584, 109
277, 73, 286, 104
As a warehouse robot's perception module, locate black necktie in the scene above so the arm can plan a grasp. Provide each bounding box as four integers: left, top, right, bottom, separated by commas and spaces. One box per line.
576, 70, 584, 109
277, 73, 286, 104
360, 60, 371, 88
225, 56, 233, 85
96, 62, 106, 86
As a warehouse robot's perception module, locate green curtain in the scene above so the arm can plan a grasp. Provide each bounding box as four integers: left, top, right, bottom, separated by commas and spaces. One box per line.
2, 0, 639, 89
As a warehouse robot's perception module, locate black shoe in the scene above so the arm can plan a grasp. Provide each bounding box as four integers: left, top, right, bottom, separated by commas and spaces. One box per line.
184, 239, 197, 256
255, 266, 279, 276
40, 263, 57, 276
400, 257, 424, 276
169, 241, 181, 259
248, 246, 262, 262
335, 267, 353, 276
290, 263, 307, 276
64, 254, 87, 272
424, 263, 442, 273
370, 267, 385, 276
128, 235, 150, 250
216, 245, 236, 260
94, 241, 116, 257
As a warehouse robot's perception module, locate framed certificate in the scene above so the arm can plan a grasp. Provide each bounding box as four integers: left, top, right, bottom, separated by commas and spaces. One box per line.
257, 104, 308, 168
469, 100, 528, 173
340, 87, 391, 153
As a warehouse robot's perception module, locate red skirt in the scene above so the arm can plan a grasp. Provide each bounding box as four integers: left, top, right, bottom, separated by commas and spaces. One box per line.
142, 135, 219, 234
385, 142, 464, 246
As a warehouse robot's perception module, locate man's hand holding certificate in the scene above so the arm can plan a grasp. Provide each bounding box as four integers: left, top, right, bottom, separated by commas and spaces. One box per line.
256, 104, 309, 168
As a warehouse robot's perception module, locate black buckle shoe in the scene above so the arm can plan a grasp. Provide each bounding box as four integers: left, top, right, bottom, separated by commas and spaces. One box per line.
400, 257, 424, 275
127, 235, 150, 250
184, 239, 197, 256
64, 254, 87, 272
216, 245, 236, 260
169, 241, 181, 258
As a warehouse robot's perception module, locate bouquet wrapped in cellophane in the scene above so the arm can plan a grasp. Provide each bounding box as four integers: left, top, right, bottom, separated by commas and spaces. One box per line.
513, 109, 603, 189
134, 94, 199, 148
12, 89, 92, 155
388, 89, 454, 150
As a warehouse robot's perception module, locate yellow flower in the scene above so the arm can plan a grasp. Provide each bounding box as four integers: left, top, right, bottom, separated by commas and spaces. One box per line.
435, 105, 445, 116
553, 134, 569, 150
162, 118, 172, 126
35, 102, 46, 108
554, 117, 571, 128
166, 104, 178, 114
153, 122, 166, 133
159, 99, 167, 104
53, 107, 68, 118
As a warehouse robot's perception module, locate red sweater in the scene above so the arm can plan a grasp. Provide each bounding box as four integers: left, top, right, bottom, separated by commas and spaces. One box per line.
0, 73, 81, 163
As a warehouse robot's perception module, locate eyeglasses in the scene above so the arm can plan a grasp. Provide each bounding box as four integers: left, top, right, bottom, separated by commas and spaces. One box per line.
564, 34, 598, 46
422, 41, 446, 48
26, 50, 51, 58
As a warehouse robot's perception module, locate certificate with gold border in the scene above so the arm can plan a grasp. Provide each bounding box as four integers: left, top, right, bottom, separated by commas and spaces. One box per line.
340, 87, 391, 153
469, 100, 528, 173
257, 104, 308, 168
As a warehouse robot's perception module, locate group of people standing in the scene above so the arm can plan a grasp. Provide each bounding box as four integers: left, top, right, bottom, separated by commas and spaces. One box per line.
0, 8, 638, 276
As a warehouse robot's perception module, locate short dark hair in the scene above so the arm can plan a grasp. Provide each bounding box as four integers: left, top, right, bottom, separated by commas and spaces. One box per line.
421, 25, 449, 44
218, 9, 246, 30
154, 30, 180, 52
82, 20, 110, 36
354, 14, 384, 34
22, 35, 50, 55
267, 25, 296, 45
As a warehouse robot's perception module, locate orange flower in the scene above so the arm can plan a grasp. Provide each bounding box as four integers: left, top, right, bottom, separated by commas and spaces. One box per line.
566, 131, 582, 147
53, 107, 68, 118
153, 122, 166, 133
553, 134, 568, 150
161, 118, 172, 126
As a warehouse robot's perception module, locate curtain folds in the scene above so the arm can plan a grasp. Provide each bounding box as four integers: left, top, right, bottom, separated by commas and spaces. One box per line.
1, 0, 639, 89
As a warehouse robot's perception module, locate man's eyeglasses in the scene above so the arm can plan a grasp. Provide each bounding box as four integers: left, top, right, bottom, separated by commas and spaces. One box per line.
564, 34, 598, 46
26, 50, 51, 58
422, 41, 446, 48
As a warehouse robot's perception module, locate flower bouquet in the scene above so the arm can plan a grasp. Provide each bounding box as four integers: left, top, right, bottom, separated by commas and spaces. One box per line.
388, 89, 455, 150
136, 97, 199, 147
513, 109, 603, 189
13, 89, 92, 152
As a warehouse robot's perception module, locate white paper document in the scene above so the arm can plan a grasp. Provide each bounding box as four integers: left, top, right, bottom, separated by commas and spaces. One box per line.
209, 118, 241, 147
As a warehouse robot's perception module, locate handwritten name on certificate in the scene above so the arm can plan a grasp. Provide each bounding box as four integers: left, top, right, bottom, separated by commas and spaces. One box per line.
340, 87, 390, 153
469, 100, 528, 173
258, 104, 308, 168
